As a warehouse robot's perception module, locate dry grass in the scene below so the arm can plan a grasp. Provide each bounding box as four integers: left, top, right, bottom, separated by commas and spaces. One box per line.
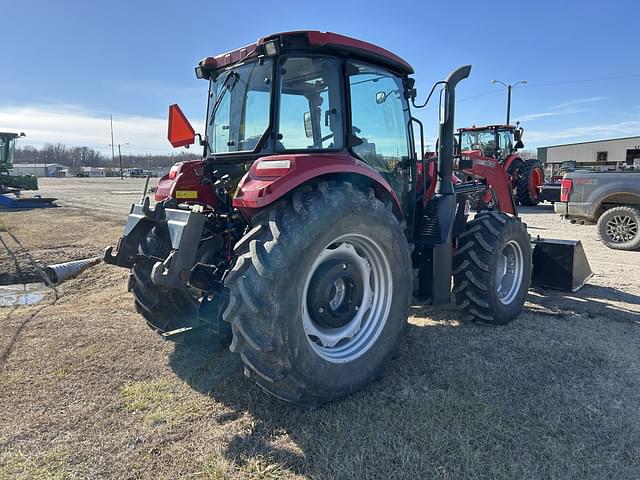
1, 203, 639, 479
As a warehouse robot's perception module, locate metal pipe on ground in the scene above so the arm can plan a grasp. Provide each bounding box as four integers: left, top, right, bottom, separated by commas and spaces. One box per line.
45, 257, 102, 283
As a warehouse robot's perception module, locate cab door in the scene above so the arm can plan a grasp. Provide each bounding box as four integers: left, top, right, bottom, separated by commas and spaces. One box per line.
347, 62, 414, 212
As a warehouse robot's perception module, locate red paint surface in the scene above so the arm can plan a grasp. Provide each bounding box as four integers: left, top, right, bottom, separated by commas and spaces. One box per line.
198, 31, 413, 75
560, 179, 573, 202
154, 160, 218, 208
234, 153, 400, 213
461, 153, 517, 215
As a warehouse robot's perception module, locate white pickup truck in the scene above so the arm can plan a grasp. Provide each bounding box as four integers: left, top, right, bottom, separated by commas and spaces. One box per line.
555, 170, 640, 250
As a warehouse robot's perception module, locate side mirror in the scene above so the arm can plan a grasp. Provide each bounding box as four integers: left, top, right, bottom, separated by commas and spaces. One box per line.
375, 91, 387, 104
167, 104, 195, 148
303, 112, 313, 138
514, 126, 524, 141
514, 140, 524, 150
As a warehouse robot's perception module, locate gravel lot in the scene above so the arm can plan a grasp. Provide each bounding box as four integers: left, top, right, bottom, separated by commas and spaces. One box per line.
1, 178, 639, 479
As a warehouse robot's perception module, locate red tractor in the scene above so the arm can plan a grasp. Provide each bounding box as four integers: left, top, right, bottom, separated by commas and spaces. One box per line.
105, 31, 570, 406
458, 124, 545, 206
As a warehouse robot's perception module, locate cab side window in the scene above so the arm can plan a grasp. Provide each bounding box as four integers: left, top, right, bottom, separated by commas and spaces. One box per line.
348, 63, 410, 174
498, 130, 513, 160
277, 57, 344, 150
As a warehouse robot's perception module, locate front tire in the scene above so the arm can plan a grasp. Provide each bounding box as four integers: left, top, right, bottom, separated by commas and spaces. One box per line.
597, 206, 640, 251
223, 182, 412, 406
453, 212, 532, 325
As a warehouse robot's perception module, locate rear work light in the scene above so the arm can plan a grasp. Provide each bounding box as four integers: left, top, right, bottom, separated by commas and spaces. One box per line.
560, 179, 573, 202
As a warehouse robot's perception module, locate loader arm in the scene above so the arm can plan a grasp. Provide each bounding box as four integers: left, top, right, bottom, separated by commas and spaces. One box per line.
462, 152, 517, 215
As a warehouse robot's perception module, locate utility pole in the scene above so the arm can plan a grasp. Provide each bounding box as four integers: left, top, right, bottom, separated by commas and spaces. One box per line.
491, 79, 527, 125
110, 115, 115, 166
109, 142, 130, 179
118, 144, 123, 179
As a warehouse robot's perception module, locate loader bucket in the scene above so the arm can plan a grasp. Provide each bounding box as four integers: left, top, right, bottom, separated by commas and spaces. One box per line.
531, 238, 593, 292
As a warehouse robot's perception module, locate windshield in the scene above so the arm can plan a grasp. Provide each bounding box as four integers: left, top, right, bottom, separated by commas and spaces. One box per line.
460, 129, 497, 158
206, 59, 273, 154
0, 136, 16, 166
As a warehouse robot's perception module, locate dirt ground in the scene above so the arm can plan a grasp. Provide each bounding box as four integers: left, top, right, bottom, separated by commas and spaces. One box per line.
1, 179, 639, 479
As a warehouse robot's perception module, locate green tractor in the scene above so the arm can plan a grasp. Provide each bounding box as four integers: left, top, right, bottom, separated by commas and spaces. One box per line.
0, 132, 56, 208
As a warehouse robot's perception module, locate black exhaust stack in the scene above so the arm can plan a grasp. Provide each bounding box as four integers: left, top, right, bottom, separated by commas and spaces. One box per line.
431, 65, 472, 305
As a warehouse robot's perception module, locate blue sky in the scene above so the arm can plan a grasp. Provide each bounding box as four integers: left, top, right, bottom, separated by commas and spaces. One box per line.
1, 0, 638, 154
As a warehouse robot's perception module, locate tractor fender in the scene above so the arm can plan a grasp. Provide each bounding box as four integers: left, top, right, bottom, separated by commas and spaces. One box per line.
233, 153, 402, 217
503, 155, 524, 176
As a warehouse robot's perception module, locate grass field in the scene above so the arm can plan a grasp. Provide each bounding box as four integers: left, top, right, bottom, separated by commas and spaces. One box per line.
1, 180, 639, 479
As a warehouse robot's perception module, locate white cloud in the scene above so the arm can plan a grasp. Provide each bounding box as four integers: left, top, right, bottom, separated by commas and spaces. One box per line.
0, 105, 201, 155
518, 97, 605, 123
550, 96, 606, 109
519, 110, 581, 122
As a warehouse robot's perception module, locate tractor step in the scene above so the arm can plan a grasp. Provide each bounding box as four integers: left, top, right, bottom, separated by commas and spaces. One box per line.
416, 197, 441, 245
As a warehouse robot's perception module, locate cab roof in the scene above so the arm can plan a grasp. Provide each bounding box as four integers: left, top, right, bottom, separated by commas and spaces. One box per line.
0, 132, 21, 139
197, 31, 414, 78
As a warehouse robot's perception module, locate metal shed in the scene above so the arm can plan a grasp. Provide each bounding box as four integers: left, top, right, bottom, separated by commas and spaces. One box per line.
538, 136, 640, 174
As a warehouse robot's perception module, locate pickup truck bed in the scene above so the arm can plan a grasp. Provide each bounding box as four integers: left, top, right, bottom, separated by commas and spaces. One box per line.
555, 170, 640, 250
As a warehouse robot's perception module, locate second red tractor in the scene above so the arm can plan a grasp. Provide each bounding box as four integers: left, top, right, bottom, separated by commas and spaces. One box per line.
458, 124, 545, 206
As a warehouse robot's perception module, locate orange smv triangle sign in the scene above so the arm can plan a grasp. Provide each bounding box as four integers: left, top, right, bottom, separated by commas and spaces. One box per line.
167, 104, 196, 148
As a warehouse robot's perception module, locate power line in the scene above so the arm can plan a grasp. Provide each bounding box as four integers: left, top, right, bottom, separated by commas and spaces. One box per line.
526, 73, 640, 88
458, 90, 503, 102
457, 73, 640, 103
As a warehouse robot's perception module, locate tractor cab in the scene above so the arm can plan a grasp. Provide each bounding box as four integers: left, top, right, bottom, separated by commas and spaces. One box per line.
1, 132, 20, 173
165, 32, 417, 211
0, 132, 56, 208
458, 124, 524, 163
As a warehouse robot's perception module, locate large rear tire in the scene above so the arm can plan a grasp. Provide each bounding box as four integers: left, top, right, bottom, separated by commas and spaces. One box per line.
515, 159, 544, 206
223, 182, 412, 406
453, 212, 531, 325
596, 206, 640, 251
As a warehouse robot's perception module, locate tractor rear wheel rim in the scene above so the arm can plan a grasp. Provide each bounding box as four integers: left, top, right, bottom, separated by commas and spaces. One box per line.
495, 240, 524, 305
530, 168, 543, 199
302, 234, 392, 364
606, 215, 638, 243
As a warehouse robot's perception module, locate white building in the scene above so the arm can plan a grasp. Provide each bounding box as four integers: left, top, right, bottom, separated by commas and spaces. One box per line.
9, 163, 68, 177
81, 166, 106, 177
538, 136, 640, 174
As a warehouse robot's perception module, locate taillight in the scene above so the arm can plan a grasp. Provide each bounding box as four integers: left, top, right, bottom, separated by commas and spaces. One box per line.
560, 179, 572, 202
168, 165, 180, 180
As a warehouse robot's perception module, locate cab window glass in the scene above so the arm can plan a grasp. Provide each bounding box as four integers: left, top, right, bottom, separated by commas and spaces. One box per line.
348, 63, 410, 172
277, 57, 343, 150
461, 130, 497, 158
498, 130, 513, 160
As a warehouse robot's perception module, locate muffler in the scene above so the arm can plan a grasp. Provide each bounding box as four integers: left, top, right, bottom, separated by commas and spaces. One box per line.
531, 237, 593, 292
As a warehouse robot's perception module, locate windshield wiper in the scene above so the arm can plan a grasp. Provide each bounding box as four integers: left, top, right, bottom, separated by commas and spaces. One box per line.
208, 71, 239, 126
